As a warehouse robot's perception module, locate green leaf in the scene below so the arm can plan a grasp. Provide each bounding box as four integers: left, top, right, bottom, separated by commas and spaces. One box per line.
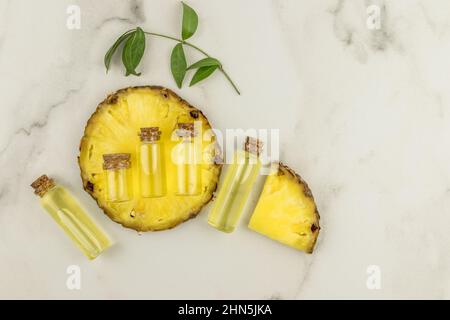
171, 43, 187, 88
187, 57, 221, 70
181, 2, 198, 40
104, 29, 135, 72
190, 65, 219, 86
122, 27, 146, 76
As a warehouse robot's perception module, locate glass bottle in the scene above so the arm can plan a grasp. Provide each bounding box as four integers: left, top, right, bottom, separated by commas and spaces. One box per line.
31, 175, 112, 260
138, 127, 166, 198
174, 123, 202, 196
103, 153, 133, 202
208, 137, 263, 233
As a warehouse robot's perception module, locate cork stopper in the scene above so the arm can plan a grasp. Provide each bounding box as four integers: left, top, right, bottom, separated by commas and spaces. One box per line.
103, 153, 131, 170
31, 175, 55, 197
176, 123, 197, 138
244, 136, 263, 156
139, 127, 161, 142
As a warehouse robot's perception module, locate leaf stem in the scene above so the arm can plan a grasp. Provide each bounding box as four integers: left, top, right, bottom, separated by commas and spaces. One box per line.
218, 67, 241, 96
144, 31, 240, 95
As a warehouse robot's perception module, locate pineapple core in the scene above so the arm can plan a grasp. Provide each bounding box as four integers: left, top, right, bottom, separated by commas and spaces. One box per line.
248, 163, 320, 253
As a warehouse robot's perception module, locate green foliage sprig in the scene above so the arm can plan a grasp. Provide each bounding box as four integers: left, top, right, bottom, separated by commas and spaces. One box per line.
104, 2, 240, 95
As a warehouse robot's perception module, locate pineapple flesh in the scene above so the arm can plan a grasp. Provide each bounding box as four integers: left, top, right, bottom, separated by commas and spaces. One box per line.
79, 86, 221, 231
248, 163, 320, 253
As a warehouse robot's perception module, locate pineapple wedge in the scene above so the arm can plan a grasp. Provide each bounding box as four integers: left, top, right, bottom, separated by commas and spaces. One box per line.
248, 163, 320, 253
79, 86, 221, 231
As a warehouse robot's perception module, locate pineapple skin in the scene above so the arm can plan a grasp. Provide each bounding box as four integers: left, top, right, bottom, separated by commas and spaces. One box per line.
248, 163, 320, 253
78, 86, 222, 232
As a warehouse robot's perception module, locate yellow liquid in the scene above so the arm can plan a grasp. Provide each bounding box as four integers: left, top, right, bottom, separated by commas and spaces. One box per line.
175, 141, 202, 196
139, 141, 166, 197
40, 186, 111, 260
105, 168, 132, 202
208, 150, 261, 233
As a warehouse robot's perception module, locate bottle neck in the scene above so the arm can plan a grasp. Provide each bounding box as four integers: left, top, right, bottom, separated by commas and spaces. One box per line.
178, 135, 195, 143
141, 139, 161, 144
41, 184, 57, 197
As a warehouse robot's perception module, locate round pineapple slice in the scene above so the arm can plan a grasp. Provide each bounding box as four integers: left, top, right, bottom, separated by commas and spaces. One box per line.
78, 86, 221, 231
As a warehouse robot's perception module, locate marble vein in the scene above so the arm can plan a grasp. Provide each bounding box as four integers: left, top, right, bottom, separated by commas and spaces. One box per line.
0, 87, 82, 157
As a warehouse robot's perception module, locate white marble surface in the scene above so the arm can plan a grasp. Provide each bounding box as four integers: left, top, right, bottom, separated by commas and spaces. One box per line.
1, 0, 449, 299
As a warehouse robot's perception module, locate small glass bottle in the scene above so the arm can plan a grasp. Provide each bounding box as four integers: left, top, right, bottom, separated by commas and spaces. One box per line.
208, 137, 263, 233
103, 153, 133, 202
138, 127, 166, 198
175, 123, 202, 196
31, 175, 112, 260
